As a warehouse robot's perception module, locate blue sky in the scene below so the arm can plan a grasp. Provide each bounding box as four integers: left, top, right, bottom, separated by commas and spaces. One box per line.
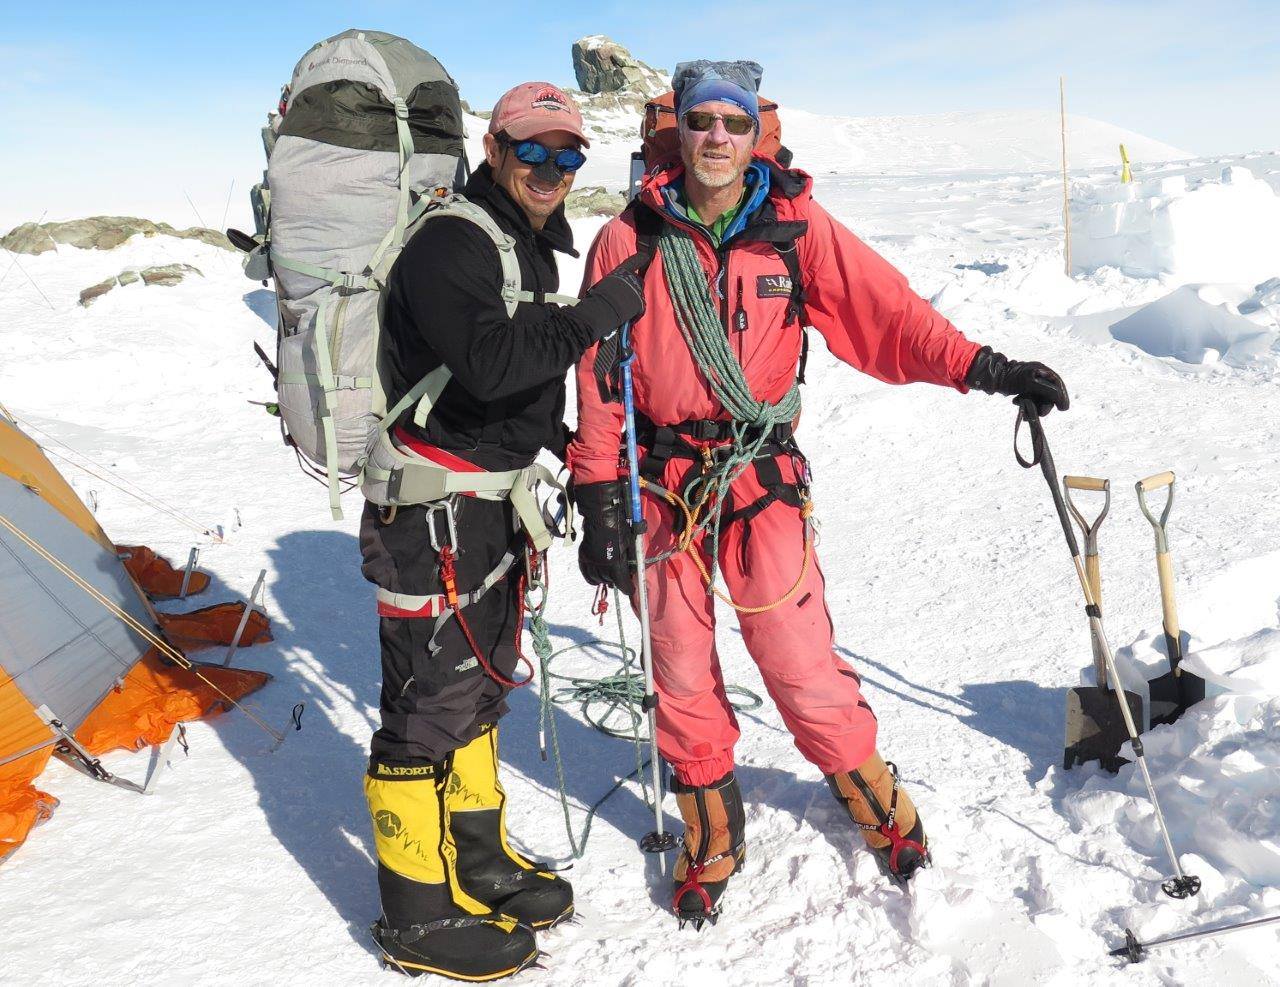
2, 1, 1277, 228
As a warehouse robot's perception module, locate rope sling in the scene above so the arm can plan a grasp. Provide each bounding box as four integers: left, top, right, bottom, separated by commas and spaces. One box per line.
651, 224, 814, 610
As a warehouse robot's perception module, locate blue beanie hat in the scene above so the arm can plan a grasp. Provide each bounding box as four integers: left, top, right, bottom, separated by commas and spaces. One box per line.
672, 60, 763, 128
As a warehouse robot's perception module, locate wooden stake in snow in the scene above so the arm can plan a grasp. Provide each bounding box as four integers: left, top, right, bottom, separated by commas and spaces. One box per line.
1060, 76, 1072, 276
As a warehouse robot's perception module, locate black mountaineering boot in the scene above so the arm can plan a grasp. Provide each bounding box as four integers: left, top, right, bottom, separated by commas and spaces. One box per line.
827, 752, 930, 886
365, 761, 538, 981
448, 725, 574, 929
672, 771, 746, 930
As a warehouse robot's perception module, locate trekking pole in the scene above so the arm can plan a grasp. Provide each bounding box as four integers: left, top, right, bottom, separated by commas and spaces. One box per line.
619, 321, 678, 860
1014, 400, 1200, 899
1110, 912, 1280, 963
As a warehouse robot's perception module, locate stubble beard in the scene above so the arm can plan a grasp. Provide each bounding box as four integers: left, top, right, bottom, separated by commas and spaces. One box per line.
690, 159, 741, 188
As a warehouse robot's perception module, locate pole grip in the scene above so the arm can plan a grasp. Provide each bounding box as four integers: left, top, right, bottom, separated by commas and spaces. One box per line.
1018, 401, 1083, 561
618, 322, 645, 527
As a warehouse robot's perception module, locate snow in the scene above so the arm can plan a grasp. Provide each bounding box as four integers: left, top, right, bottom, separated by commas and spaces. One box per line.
3, 108, 1280, 985
782, 108, 1191, 176
1072, 165, 1280, 284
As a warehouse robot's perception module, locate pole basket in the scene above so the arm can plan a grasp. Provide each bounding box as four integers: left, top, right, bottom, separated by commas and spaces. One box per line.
641, 830, 678, 853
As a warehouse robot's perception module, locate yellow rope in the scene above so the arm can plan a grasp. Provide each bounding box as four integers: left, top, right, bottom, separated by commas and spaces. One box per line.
639, 480, 814, 614
0, 512, 284, 743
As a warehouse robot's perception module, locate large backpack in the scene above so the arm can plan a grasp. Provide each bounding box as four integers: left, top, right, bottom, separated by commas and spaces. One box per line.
236, 30, 473, 518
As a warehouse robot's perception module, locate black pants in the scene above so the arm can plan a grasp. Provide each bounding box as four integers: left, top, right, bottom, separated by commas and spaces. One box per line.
360, 498, 524, 768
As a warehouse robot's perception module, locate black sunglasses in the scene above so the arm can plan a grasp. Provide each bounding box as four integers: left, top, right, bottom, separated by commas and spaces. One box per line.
682, 110, 756, 136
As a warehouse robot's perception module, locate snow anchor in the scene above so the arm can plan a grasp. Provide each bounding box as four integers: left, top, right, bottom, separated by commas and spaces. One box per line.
1014, 401, 1199, 900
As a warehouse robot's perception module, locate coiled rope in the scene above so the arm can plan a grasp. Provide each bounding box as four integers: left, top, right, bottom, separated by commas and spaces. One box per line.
655, 224, 809, 602
526, 581, 760, 859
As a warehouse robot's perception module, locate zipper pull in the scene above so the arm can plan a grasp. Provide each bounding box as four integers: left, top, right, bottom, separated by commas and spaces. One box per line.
734, 278, 747, 332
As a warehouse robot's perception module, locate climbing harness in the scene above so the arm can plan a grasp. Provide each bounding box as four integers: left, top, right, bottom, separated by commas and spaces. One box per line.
641, 224, 815, 611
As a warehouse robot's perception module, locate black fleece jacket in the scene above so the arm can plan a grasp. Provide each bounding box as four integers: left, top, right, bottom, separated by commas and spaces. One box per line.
381, 163, 631, 471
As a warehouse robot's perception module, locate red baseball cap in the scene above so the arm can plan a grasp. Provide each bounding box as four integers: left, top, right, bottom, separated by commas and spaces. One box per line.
488, 82, 590, 148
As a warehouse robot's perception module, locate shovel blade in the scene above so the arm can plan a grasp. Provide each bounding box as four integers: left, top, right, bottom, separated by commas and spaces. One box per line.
1148, 670, 1207, 728
1064, 686, 1144, 773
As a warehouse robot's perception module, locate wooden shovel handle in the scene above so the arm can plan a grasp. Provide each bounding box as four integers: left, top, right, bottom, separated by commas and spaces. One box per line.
1138, 470, 1175, 492
1085, 554, 1102, 608
1064, 475, 1108, 492
1157, 550, 1181, 655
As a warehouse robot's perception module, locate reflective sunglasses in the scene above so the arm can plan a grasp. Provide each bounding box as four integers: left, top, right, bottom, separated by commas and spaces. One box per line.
500, 136, 587, 172
682, 110, 756, 136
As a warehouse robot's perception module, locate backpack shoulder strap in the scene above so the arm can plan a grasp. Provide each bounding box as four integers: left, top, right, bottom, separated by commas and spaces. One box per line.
773, 237, 811, 384
388, 192, 580, 435
629, 199, 663, 272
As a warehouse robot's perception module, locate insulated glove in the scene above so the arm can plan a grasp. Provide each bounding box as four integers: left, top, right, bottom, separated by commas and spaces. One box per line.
574, 479, 635, 596
965, 346, 1069, 416
575, 255, 647, 338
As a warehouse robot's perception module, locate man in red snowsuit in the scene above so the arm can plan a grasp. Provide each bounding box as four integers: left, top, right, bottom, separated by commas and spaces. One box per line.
569, 60, 1068, 925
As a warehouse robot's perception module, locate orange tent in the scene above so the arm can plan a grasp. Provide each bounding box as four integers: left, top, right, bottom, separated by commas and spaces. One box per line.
0, 410, 270, 862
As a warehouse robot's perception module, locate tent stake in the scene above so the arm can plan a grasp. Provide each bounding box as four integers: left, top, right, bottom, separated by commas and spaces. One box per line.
179, 546, 200, 598
222, 569, 267, 666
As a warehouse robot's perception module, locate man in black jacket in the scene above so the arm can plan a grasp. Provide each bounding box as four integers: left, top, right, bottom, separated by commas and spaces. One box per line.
361, 82, 643, 980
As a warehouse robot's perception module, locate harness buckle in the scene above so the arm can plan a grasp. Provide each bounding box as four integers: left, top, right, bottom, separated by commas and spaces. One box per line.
425, 499, 458, 552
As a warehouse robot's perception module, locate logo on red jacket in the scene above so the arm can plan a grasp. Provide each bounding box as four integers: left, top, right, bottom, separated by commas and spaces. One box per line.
757, 274, 793, 298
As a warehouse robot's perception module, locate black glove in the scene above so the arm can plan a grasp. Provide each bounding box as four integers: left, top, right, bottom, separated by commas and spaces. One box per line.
965, 346, 1069, 416
575, 479, 635, 596
574, 255, 647, 339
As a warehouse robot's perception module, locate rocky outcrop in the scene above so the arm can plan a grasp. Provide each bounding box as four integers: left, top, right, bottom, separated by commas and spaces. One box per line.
79, 264, 203, 307
565, 186, 626, 219
572, 35, 667, 98
3, 217, 232, 256
566, 36, 670, 140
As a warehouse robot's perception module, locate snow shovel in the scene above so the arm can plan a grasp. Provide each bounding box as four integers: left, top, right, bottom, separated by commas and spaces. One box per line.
1136, 471, 1206, 726
1061, 476, 1144, 771
1016, 402, 1200, 899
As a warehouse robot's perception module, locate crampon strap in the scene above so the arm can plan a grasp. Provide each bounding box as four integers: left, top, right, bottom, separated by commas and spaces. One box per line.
672, 844, 741, 914
852, 761, 927, 876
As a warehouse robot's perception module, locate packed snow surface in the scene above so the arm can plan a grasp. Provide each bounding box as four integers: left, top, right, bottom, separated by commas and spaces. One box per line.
1071, 165, 1280, 284
2, 110, 1279, 987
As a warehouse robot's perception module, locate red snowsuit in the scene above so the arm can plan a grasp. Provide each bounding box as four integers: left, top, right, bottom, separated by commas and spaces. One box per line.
569, 159, 982, 787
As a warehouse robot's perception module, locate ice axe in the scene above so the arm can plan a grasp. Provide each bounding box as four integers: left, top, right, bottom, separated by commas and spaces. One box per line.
1136, 471, 1206, 726
1015, 401, 1199, 899
1060, 475, 1144, 771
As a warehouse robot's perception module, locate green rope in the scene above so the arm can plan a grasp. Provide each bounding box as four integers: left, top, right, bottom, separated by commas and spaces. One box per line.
656, 225, 802, 584
529, 587, 761, 860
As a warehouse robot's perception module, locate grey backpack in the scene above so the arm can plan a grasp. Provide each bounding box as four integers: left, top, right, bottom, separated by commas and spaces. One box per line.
239, 29, 469, 517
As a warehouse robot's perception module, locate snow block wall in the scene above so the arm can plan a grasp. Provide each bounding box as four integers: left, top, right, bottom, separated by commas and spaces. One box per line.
1071, 166, 1280, 284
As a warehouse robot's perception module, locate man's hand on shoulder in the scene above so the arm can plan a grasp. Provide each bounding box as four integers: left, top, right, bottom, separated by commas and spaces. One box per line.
574, 253, 648, 339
